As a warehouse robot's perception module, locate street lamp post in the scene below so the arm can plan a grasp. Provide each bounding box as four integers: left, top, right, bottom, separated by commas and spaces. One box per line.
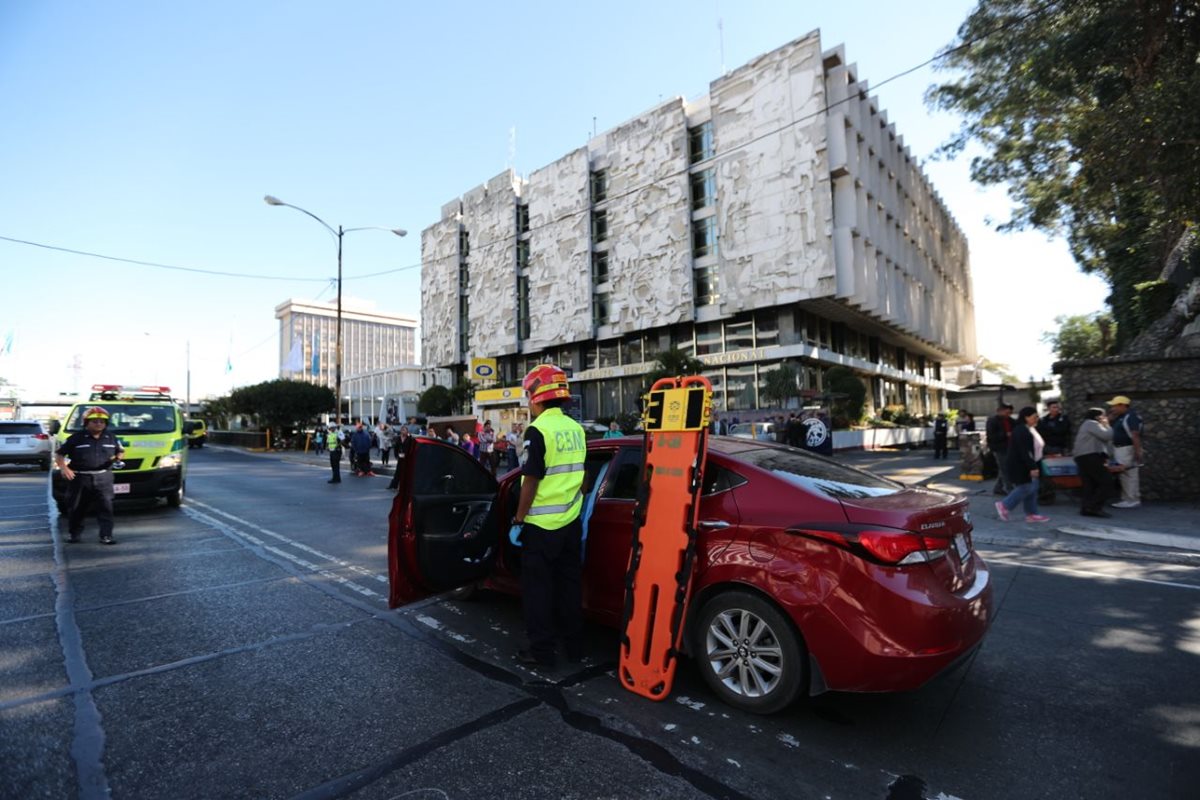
264, 195, 406, 426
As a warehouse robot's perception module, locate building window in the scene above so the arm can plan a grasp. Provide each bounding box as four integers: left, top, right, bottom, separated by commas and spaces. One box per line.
593, 292, 610, 327
517, 239, 530, 270
581, 342, 597, 371
726, 363, 757, 410
690, 168, 716, 210
694, 265, 719, 306
592, 209, 608, 243
517, 275, 530, 340
725, 317, 753, 352
696, 321, 722, 356
516, 204, 529, 235
591, 250, 609, 284
689, 121, 714, 164
459, 228, 470, 257
692, 216, 718, 259
598, 338, 619, 367
458, 294, 470, 356
591, 169, 608, 203
754, 309, 779, 348
621, 334, 642, 366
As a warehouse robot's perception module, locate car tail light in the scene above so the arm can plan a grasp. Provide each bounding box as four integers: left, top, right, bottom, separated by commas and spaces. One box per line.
856, 530, 948, 566
34, 433, 50, 440
792, 527, 948, 566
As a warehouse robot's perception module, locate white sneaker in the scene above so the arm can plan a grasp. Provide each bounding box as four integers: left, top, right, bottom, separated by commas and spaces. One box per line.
1111, 500, 1141, 509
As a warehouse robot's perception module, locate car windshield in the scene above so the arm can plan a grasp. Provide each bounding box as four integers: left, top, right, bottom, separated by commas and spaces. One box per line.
64, 404, 178, 434
710, 439, 902, 499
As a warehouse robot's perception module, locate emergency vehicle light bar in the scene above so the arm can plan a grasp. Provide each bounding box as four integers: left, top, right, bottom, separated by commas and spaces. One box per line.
89, 384, 174, 400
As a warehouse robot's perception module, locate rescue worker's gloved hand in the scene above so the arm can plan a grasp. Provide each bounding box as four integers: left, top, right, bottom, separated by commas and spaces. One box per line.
508, 523, 524, 548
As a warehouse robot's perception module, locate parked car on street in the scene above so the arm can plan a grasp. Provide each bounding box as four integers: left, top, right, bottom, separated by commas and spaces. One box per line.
387, 435, 993, 714
0, 420, 53, 470
728, 421, 775, 440
184, 419, 207, 448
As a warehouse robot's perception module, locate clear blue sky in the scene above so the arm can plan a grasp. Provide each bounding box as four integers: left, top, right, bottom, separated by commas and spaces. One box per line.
0, 0, 1108, 401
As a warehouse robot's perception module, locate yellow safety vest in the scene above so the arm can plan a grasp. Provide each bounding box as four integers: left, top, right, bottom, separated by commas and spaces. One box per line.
524, 408, 586, 530
326, 431, 341, 449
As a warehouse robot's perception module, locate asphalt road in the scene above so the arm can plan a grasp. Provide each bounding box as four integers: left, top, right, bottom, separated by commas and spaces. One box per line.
2, 448, 1198, 799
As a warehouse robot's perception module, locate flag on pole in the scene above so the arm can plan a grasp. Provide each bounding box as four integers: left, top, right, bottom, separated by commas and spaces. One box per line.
311, 331, 320, 375
284, 335, 303, 373
225, 356, 233, 374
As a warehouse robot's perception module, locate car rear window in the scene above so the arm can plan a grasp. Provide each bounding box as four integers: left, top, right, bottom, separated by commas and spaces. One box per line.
0, 422, 43, 435
712, 440, 902, 499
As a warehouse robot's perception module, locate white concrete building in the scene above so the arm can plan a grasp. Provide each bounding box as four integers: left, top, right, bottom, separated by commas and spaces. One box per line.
420, 31, 976, 420
275, 299, 419, 420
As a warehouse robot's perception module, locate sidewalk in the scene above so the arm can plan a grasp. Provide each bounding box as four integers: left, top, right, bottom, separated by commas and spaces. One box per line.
226, 444, 1200, 566
838, 448, 1200, 566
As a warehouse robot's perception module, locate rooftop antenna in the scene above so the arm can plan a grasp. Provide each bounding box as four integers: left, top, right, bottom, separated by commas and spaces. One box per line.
592, 116, 597, 138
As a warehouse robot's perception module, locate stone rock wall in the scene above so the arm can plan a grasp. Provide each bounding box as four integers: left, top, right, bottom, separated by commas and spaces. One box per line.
1056, 355, 1200, 501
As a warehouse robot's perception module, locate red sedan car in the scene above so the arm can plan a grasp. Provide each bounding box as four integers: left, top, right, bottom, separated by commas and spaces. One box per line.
388, 435, 993, 714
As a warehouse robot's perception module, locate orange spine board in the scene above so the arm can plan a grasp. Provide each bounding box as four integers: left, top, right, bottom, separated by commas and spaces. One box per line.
619, 376, 711, 701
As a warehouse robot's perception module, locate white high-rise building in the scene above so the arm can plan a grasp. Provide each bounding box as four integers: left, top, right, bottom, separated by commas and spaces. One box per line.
421, 31, 975, 419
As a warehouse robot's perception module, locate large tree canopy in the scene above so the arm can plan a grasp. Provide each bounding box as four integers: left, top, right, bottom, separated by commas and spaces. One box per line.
928, 0, 1200, 346
227, 379, 334, 433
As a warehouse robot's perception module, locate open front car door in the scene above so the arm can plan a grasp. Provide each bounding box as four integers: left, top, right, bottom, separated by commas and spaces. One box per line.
388, 437, 501, 607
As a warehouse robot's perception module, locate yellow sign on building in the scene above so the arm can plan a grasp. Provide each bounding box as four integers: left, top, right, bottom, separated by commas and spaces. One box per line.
470, 357, 498, 383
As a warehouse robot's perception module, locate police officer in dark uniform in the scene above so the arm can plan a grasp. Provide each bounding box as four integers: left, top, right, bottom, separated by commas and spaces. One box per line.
56, 406, 125, 544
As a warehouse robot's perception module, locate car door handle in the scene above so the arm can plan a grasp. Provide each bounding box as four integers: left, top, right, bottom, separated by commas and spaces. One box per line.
697, 519, 730, 530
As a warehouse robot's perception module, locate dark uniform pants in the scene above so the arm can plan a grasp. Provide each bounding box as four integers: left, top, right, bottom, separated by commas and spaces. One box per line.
67, 471, 115, 538
329, 449, 342, 482
520, 516, 584, 661
1074, 452, 1111, 513
933, 434, 948, 459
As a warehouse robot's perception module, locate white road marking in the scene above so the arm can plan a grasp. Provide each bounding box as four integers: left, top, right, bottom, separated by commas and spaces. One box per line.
187, 498, 388, 583
1058, 524, 1200, 553
987, 556, 1200, 591
182, 506, 383, 600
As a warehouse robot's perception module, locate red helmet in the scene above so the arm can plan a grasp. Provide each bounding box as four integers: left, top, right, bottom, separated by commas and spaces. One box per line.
83, 406, 110, 422
523, 364, 571, 404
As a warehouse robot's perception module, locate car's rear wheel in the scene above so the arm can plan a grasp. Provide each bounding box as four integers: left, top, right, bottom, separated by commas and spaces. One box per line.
693, 590, 805, 714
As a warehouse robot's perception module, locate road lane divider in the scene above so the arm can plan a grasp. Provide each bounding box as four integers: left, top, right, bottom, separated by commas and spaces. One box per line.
185, 498, 388, 584
182, 505, 384, 601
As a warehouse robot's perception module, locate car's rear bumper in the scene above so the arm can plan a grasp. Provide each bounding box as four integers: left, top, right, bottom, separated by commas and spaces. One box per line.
796, 555, 994, 693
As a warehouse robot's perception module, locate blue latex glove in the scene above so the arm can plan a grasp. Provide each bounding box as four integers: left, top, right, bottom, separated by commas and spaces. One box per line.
508, 523, 524, 548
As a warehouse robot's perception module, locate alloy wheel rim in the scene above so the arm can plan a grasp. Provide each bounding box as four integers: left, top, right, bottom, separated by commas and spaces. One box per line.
705, 607, 784, 698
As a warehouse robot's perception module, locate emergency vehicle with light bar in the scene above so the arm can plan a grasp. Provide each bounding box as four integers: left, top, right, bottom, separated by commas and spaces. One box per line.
52, 385, 188, 512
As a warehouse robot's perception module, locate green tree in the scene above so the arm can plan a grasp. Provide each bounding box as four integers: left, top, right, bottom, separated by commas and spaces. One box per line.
417, 384, 454, 417
759, 363, 799, 409
227, 379, 334, 434
641, 348, 706, 392
823, 366, 866, 428
928, 0, 1200, 346
448, 380, 476, 415
1041, 312, 1117, 362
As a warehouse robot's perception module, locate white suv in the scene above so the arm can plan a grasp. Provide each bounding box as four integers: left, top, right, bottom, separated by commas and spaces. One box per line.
0, 420, 53, 470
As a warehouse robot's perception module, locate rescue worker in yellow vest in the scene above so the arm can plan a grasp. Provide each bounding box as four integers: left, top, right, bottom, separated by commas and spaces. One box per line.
326, 425, 343, 484
509, 364, 586, 667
